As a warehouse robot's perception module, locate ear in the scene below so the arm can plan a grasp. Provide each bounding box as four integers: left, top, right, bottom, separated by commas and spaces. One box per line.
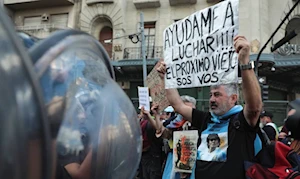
230, 94, 238, 104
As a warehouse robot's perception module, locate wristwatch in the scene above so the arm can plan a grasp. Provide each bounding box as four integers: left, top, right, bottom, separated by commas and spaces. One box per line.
240, 61, 254, 70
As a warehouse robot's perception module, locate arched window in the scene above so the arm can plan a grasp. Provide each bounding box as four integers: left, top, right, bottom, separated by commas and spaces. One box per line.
99, 26, 113, 58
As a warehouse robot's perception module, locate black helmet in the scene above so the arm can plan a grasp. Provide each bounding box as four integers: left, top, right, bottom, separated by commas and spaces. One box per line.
286, 99, 300, 139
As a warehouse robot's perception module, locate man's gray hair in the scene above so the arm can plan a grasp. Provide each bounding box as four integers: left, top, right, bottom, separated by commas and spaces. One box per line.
181, 95, 197, 106
210, 83, 239, 97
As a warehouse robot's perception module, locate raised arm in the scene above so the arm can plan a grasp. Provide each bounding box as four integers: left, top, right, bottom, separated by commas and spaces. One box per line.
64, 150, 92, 179
157, 63, 193, 122
234, 36, 262, 127
141, 104, 172, 139
141, 106, 158, 129
150, 104, 163, 131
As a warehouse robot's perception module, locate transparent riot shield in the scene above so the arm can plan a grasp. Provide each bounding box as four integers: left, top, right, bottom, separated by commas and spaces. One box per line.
31, 30, 142, 179
17, 32, 40, 49
0, 9, 51, 179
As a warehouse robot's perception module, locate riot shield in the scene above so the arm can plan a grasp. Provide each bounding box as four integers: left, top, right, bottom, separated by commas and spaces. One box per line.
0, 9, 51, 179
30, 30, 142, 179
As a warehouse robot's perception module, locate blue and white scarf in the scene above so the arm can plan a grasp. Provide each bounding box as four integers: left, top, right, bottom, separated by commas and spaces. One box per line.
210, 105, 243, 123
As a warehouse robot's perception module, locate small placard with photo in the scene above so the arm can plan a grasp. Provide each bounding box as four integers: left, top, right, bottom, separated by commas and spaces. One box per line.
173, 130, 199, 173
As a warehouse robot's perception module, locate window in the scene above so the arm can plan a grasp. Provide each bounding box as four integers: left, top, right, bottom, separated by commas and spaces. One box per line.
51, 13, 68, 28
144, 22, 156, 59
99, 26, 113, 58
24, 16, 41, 26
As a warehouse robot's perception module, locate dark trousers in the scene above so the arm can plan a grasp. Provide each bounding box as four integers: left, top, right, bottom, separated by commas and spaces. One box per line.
141, 153, 162, 179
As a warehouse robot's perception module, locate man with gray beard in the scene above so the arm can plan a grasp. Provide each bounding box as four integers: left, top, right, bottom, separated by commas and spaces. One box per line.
157, 36, 262, 179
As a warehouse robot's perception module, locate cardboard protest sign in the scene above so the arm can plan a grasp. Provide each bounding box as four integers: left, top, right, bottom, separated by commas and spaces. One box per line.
146, 61, 170, 113
163, 0, 239, 89
138, 87, 150, 111
173, 130, 199, 173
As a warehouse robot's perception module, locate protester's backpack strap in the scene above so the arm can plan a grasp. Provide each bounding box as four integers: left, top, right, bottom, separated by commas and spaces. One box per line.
229, 113, 264, 156
230, 113, 243, 131
259, 128, 271, 145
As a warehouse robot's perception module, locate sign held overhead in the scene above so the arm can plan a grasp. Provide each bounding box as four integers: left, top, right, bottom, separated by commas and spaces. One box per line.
163, 0, 239, 89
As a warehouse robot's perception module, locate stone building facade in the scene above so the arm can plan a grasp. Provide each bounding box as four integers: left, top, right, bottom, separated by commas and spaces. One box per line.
3, 0, 289, 60
3, 0, 300, 124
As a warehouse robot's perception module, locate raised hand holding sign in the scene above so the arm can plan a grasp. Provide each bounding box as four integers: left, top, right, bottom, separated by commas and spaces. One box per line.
163, 0, 239, 89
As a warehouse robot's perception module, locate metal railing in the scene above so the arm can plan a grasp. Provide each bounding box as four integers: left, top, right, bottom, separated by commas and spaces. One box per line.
123, 46, 163, 59
16, 24, 68, 31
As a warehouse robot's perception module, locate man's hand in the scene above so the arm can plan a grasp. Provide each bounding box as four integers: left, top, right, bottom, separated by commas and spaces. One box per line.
157, 62, 166, 80
234, 36, 251, 64
151, 103, 159, 117
142, 105, 162, 130
141, 106, 150, 118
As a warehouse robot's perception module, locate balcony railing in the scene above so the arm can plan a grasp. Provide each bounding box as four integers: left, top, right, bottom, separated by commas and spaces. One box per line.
16, 24, 68, 31
123, 46, 163, 59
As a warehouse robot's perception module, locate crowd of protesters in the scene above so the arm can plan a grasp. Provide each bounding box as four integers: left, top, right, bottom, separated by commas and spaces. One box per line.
137, 36, 300, 179
138, 99, 300, 179
14, 24, 300, 179
2, 4, 300, 178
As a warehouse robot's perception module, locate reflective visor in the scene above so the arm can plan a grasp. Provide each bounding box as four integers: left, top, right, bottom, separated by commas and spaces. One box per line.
34, 33, 142, 179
